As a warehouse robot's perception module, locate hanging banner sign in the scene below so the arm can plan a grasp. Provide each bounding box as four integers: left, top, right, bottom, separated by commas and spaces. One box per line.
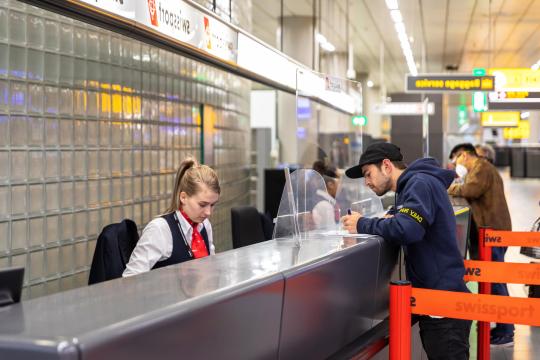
480, 111, 520, 127
490, 68, 540, 91
488, 91, 540, 110
503, 121, 530, 140
373, 102, 435, 115
406, 74, 495, 92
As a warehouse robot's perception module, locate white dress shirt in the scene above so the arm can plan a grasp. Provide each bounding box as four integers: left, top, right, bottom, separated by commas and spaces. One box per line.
123, 210, 215, 277
312, 189, 337, 229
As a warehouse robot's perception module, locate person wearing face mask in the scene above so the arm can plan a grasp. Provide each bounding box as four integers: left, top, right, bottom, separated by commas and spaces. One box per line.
341, 142, 472, 360
123, 157, 220, 277
447, 143, 514, 347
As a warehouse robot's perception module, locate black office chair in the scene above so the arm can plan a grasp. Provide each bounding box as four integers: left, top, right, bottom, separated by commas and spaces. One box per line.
231, 206, 272, 249
88, 219, 139, 285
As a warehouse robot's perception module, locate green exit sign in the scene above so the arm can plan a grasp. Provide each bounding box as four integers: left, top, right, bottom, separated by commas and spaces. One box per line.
472, 91, 487, 112
352, 115, 367, 126
473, 68, 486, 76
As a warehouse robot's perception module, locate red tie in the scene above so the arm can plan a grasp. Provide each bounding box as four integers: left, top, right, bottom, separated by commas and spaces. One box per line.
180, 210, 209, 259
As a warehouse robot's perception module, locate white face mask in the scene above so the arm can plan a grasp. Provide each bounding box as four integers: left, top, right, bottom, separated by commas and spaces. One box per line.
455, 164, 468, 179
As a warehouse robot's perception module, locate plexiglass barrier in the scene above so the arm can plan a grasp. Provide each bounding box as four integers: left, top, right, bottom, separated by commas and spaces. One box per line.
335, 174, 385, 219
273, 169, 343, 240
272, 70, 385, 242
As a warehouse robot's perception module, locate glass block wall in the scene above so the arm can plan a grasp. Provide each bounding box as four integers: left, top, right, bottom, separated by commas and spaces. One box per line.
0, 0, 252, 299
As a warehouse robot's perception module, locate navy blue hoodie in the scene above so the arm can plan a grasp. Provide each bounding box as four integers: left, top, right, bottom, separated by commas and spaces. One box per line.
357, 158, 469, 292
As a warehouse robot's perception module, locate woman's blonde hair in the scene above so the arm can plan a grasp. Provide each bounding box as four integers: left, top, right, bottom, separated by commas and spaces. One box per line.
165, 157, 220, 214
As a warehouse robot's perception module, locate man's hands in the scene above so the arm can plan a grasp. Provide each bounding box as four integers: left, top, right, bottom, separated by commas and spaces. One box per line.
341, 211, 362, 234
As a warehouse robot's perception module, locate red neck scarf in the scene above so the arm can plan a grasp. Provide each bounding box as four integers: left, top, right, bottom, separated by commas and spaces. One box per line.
180, 210, 209, 259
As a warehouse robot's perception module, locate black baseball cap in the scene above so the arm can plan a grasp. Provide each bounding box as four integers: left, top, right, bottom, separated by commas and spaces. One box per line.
345, 142, 403, 178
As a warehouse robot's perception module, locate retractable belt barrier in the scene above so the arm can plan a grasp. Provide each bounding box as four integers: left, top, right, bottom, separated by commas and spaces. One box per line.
389, 227, 540, 360
463, 260, 540, 285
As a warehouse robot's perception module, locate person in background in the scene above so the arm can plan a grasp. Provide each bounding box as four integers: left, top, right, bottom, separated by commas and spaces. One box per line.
447, 144, 462, 171
341, 142, 471, 359
475, 143, 496, 164
311, 169, 340, 229
447, 143, 514, 347
123, 157, 220, 277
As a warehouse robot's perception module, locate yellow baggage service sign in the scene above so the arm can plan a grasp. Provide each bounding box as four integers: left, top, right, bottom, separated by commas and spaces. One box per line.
480, 111, 520, 127
406, 74, 495, 92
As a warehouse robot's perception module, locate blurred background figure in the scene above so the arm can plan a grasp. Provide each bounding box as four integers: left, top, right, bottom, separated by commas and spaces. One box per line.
311, 162, 340, 229
475, 143, 496, 164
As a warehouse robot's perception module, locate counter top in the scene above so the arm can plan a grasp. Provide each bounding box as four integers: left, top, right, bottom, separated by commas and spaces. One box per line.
0, 233, 380, 343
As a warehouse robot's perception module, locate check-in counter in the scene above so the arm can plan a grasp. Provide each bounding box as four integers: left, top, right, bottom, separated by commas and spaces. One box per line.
0, 205, 469, 359
0, 233, 396, 360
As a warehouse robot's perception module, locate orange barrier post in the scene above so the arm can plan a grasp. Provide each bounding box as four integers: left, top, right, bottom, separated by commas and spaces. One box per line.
389, 280, 411, 360
477, 227, 491, 360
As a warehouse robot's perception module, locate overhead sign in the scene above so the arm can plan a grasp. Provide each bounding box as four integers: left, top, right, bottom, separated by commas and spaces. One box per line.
406, 74, 495, 92
77, 0, 136, 18
66, 0, 357, 115
137, 1, 238, 63
480, 111, 520, 127
373, 102, 435, 115
503, 121, 530, 140
74, 0, 238, 63
490, 68, 540, 91
488, 91, 540, 110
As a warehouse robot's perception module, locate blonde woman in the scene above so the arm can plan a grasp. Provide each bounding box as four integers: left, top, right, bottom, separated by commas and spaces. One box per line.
123, 157, 220, 277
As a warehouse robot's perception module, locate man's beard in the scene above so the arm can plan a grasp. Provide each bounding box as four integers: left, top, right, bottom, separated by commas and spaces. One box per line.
373, 177, 392, 196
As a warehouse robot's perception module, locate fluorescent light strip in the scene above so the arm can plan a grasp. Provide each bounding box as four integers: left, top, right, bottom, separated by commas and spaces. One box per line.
390, 9, 403, 23
385, 0, 398, 10
385, 1, 417, 75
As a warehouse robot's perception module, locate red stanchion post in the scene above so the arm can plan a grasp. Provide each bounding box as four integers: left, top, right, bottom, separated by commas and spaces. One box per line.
389, 280, 411, 360
477, 227, 491, 360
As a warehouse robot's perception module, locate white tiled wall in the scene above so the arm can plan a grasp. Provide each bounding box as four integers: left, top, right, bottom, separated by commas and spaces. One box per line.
0, 0, 252, 299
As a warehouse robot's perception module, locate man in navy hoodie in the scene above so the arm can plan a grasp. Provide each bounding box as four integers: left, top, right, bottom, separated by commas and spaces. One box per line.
342, 142, 471, 360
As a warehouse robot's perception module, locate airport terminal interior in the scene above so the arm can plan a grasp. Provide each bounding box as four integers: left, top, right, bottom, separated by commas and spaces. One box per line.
0, 0, 539, 359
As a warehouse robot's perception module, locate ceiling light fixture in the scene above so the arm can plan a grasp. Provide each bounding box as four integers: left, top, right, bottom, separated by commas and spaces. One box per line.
386, 2, 417, 76
316, 32, 336, 52
390, 9, 403, 23
367, 80, 374, 88
385, 0, 398, 10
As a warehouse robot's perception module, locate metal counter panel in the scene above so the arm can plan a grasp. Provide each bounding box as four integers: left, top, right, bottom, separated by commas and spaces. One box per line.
278, 235, 384, 360
0, 234, 383, 359
372, 238, 400, 323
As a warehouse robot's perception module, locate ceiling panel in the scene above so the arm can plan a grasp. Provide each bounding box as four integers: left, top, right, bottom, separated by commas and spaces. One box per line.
250, 0, 540, 94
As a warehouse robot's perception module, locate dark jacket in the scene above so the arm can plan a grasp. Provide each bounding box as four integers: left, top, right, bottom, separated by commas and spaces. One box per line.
357, 158, 468, 292
88, 219, 139, 285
